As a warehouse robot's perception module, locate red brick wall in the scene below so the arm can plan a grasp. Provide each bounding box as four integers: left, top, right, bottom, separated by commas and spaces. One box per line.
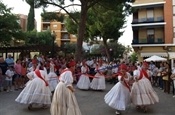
164, 0, 173, 43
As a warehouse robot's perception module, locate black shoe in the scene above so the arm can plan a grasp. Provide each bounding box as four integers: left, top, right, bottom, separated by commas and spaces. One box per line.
28, 104, 32, 110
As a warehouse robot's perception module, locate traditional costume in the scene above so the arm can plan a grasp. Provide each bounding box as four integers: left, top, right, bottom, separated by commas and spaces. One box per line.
104, 64, 132, 115
48, 63, 59, 93
131, 62, 159, 112
50, 60, 82, 115
15, 67, 51, 109
90, 60, 106, 90
76, 61, 90, 90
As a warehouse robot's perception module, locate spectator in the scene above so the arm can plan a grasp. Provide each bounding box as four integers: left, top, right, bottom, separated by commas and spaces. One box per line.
5, 66, 15, 92
0, 57, 8, 91
5, 54, 14, 67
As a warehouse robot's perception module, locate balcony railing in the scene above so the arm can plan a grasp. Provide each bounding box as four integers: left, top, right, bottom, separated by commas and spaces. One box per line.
132, 16, 164, 24
132, 38, 164, 44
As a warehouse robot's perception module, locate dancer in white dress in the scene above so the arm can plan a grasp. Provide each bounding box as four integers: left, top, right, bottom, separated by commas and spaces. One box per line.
15, 63, 51, 110
90, 59, 106, 90
76, 60, 90, 90
131, 61, 159, 113
48, 62, 59, 94
50, 60, 82, 115
104, 64, 132, 115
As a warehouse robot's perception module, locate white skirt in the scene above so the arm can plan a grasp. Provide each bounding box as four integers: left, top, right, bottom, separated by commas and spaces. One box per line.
50, 82, 82, 115
48, 79, 59, 92
76, 74, 90, 90
131, 78, 159, 106
15, 77, 51, 105
90, 73, 106, 90
104, 82, 131, 110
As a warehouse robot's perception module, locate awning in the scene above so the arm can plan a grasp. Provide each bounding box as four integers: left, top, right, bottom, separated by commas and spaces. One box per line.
141, 52, 168, 57
168, 52, 175, 59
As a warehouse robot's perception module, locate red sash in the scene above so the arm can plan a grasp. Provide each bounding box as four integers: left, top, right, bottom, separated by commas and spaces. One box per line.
138, 69, 149, 80
35, 70, 49, 86
58, 69, 71, 79
118, 72, 131, 92
60, 68, 70, 74
123, 79, 131, 92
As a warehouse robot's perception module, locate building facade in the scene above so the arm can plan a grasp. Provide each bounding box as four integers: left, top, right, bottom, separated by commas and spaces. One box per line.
17, 14, 37, 31
132, 0, 175, 64
41, 14, 77, 47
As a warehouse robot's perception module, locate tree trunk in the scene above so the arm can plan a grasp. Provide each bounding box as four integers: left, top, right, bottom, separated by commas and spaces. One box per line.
75, 1, 88, 62
103, 38, 110, 62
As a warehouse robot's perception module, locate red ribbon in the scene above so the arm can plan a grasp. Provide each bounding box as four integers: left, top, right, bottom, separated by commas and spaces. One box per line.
35, 69, 49, 86
138, 69, 150, 81
118, 72, 131, 92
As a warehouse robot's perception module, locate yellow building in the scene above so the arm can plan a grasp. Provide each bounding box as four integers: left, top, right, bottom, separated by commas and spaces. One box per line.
41, 13, 77, 47
132, 0, 175, 64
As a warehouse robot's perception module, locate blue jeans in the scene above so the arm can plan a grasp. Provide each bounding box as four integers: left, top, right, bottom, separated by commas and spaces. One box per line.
159, 76, 163, 89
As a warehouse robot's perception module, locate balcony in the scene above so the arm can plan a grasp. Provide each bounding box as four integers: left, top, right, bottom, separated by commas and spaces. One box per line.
61, 33, 70, 41
132, 38, 164, 44
132, 17, 164, 24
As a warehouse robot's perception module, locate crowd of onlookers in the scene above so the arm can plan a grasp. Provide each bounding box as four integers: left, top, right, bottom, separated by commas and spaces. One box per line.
0, 54, 67, 92
1, 54, 175, 98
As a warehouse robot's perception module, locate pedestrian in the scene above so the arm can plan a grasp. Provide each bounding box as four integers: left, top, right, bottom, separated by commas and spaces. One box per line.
50, 60, 82, 115
0, 57, 8, 91
0, 68, 2, 92
170, 65, 175, 97
13, 59, 22, 90
15, 62, 51, 110
5, 66, 15, 92
131, 61, 159, 113
104, 64, 132, 115
5, 54, 14, 67
76, 60, 91, 90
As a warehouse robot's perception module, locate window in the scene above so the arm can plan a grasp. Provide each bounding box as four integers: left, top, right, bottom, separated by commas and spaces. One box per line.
53, 24, 57, 28
62, 34, 69, 39
147, 9, 154, 21
173, 6, 175, 14
147, 29, 154, 43
173, 16, 175, 27
173, 0, 175, 5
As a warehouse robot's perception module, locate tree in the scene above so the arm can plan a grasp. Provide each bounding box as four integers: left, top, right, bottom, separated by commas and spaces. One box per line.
25, 29, 53, 45
129, 52, 138, 63
36, 0, 134, 61
86, 3, 128, 61
23, 0, 44, 31
0, 1, 24, 46
91, 41, 126, 60
41, 9, 65, 22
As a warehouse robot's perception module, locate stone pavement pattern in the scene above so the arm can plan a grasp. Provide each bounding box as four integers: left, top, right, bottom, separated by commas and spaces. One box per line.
0, 83, 175, 115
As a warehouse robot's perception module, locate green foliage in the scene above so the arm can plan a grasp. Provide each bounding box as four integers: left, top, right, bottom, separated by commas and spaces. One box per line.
63, 42, 76, 53
24, 0, 42, 31
41, 9, 65, 22
129, 52, 138, 63
0, 1, 24, 46
27, 7, 35, 31
65, 11, 80, 35
87, 3, 127, 42
91, 42, 126, 59
34, 0, 134, 61
25, 30, 53, 45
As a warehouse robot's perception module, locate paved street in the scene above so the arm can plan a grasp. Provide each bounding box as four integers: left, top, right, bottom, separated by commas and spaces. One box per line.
0, 83, 175, 115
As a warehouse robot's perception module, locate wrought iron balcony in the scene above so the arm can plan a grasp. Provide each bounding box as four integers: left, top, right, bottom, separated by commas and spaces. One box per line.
132, 38, 164, 44
132, 16, 164, 24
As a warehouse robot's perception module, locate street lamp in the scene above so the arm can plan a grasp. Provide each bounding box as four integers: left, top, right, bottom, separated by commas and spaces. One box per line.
109, 48, 113, 61
51, 31, 56, 58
